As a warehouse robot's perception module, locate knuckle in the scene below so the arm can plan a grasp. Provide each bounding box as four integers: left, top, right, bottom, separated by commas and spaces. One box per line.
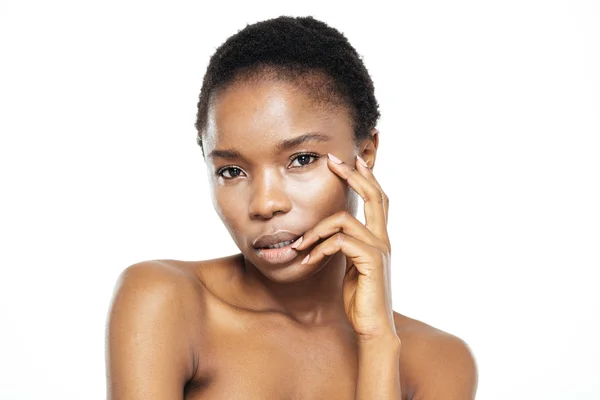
375, 240, 391, 255
382, 192, 389, 203
337, 210, 350, 222
362, 189, 376, 204
335, 232, 345, 246
382, 243, 391, 254
370, 188, 383, 205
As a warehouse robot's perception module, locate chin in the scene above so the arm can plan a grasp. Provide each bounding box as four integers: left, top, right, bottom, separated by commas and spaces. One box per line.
249, 251, 333, 284
261, 260, 328, 284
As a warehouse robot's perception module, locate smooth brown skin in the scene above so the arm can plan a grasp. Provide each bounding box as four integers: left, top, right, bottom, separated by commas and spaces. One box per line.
106, 78, 478, 399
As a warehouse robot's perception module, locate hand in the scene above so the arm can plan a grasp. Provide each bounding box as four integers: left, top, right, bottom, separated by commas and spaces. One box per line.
291, 152, 397, 343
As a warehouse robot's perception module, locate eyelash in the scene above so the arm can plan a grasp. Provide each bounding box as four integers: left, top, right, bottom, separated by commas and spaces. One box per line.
216, 152, 320, 179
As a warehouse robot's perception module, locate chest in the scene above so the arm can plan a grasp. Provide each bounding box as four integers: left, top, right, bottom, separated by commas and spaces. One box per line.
186, 314, 359, 399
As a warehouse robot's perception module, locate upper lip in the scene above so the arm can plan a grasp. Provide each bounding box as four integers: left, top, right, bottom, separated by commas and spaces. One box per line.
253, 230, 302, 249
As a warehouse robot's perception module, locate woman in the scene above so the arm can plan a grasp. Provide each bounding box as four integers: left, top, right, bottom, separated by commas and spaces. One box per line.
106, 15, 478, 399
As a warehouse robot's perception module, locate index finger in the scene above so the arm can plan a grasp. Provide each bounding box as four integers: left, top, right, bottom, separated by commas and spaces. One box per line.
327, 153, 389, 244
355, 156, 389, 226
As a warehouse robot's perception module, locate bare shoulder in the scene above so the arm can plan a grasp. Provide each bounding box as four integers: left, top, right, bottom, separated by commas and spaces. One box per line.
106, 260, 207, 399
109, 259, 208, 322
394, 312, 478, 400
113, 259, 202, 290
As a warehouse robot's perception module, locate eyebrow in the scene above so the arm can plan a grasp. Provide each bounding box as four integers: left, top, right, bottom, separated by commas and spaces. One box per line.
207, 148, 242, 160
207, 132, 332, 160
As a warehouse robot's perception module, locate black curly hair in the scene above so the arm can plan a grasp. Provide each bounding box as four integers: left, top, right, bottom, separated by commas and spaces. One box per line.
194, 15, 381, 157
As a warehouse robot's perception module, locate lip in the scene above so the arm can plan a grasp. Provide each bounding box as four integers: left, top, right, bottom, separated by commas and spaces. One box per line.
255, 244, 299, 265
253, 235, 326, 265
253, 230, 302, 249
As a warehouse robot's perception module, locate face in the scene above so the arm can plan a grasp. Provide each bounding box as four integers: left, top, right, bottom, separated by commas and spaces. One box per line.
203, 79, 360, 282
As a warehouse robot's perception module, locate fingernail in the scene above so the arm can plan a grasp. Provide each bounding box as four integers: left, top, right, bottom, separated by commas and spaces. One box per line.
291, 236, 303, 249
301, 254, 310, 264
357, 156, 369, 168
327, 153, 342, 164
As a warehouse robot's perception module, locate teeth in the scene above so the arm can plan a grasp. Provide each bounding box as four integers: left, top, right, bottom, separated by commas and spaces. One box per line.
266, 240, 294, 249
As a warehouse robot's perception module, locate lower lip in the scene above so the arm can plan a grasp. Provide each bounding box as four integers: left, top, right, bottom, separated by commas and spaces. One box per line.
255, 243, 299, 264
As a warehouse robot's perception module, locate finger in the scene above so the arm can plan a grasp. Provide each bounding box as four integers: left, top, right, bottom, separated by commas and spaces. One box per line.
326, 153, 388, 243
291, 210, 383, 252
300, 232, 383, 277
355, 157, 389, 226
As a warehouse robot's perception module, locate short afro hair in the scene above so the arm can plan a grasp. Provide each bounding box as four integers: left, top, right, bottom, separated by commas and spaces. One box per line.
194, 15, 381, 157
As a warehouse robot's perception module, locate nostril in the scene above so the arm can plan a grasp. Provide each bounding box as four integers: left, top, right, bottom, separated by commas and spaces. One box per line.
248, 179, 293, 219
249, 201, 290, 220
251, 209, 284, 220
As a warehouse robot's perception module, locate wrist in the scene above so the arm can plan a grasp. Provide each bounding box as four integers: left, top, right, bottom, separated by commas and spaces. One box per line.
355, 332, 403, 399
356, 332, 402, 350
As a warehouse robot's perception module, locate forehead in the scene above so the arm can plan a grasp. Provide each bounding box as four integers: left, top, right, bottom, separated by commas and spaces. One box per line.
204, 80, 354, 151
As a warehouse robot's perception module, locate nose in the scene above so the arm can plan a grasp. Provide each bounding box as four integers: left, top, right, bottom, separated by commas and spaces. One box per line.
248, 169, 292, 220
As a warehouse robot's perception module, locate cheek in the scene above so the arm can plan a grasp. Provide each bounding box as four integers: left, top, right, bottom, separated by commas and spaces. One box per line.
210, 183, 243, 230
211, 188, 249, 249
293, 172, 349, 213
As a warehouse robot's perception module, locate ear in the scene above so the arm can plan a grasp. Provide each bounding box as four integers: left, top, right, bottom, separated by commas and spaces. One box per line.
358, 128, 379, 170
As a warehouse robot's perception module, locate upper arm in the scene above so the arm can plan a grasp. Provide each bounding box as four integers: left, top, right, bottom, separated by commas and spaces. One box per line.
412, 334, 478, 400
105, 262, 196, 400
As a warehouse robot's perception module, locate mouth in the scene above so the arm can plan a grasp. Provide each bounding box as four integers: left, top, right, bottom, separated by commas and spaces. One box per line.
258, 239, 298, 250
252, 230, 303, 265
251, 231, 329, 266
252, 230, 303, 250
254, 240, 300, 264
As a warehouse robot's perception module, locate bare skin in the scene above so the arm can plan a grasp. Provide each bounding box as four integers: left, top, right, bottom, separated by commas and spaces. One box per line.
106, 77, 478, 399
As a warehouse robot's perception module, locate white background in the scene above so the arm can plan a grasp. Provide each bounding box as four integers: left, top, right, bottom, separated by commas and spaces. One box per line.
1, 0, 598, 398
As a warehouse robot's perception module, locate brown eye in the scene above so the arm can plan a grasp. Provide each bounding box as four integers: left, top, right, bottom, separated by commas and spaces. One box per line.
290, 153, 319, 168
219, 167, 244, 179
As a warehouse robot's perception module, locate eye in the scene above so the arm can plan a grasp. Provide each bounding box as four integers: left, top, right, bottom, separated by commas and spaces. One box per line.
217, 166, 245, 179
289, 153, 319, 168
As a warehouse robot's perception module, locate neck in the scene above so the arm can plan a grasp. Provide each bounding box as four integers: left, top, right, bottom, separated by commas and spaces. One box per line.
241, 252, 349, 327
